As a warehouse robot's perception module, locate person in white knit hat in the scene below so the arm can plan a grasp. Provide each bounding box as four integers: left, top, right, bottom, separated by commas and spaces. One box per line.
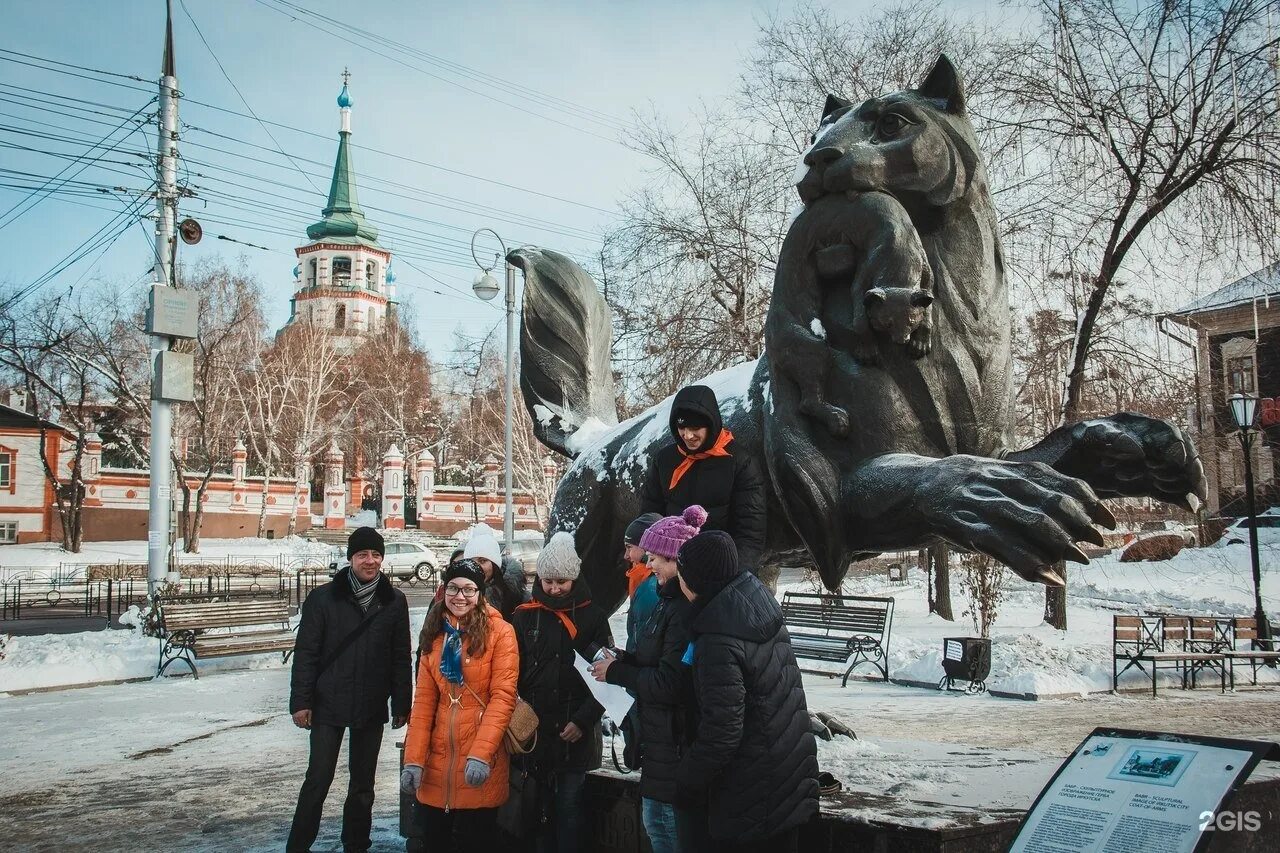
510, 531, 613, 851
458, 523, 525, 621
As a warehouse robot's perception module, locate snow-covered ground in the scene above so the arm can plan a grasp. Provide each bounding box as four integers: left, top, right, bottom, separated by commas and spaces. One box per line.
0, 535, 333, 578
0, 537, 1277, 849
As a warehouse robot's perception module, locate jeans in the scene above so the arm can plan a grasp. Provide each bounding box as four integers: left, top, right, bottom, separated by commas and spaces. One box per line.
415, 804, 497, 853
641, 798, 677, 853
286, 723, 384, 853
535, 771, 586, 853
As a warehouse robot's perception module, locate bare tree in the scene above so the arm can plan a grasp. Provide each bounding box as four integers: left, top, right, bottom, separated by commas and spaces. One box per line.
0, 295, 97, 551
171, 260, 264, 553
994, 0, 1280, 423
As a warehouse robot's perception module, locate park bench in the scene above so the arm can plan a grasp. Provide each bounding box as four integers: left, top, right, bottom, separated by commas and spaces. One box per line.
1112, 615, 1225, 696
1213, 614, 1274, 686
781, 592, 894, 686
156, 595, 296, 678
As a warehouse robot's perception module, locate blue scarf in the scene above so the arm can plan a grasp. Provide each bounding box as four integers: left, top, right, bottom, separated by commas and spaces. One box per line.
440, 620, 465, 684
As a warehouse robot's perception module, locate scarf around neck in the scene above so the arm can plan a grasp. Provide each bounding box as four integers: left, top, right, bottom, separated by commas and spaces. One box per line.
626, 562, 652, 599
349, 570, 379, 612
441, 619, 465, 684
669, 428, 734, 490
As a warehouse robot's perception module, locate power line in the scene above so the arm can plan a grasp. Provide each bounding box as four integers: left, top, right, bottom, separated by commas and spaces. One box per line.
178, 0, 323, 196
0, 97, 155, 231
0, 50, 620, 216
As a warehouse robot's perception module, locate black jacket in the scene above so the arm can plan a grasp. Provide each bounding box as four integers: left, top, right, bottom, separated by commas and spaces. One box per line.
290, 568, 413, 728
605, 577, 696, 804
512, 579, 614, 774
675, 571, 818, 842
641, 385, 767, 571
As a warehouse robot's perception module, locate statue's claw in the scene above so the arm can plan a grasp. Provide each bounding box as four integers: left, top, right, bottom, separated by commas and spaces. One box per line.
1061, 413, 1208, 511
911, 456, 1116, 585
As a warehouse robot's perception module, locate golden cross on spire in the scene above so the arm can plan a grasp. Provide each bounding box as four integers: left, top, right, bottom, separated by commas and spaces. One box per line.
341, 67, 351, 86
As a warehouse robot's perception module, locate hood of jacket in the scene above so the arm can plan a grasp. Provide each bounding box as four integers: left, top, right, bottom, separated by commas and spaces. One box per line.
690, 571, 781, 643
332, 566, 396, 606
530, 576, 594, 611
669, 384, 724, 449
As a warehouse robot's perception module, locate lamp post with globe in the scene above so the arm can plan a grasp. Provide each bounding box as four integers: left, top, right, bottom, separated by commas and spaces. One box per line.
1228, 392, 1273, 646
470, 228, 516, 546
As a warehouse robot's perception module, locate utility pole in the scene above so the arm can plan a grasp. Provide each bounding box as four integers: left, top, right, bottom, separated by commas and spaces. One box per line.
146, 1, 188, 594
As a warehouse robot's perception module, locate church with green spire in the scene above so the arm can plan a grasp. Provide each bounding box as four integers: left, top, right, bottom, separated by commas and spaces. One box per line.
287, 71, 396, 347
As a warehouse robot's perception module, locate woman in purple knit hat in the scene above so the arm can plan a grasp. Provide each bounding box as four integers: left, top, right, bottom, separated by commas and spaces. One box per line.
590, 504, 705, 853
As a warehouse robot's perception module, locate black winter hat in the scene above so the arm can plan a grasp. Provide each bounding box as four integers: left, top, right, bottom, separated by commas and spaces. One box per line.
674, 409, 713, 430
624, 512, 664, 546
347, 526, 385, 559
676, 530, 740, 596
442, 559, 486, 597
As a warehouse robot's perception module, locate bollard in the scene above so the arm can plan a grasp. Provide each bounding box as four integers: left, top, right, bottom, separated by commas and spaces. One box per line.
106, 578, 114, 628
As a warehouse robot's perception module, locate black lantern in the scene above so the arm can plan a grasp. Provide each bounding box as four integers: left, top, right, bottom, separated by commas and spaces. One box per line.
940, 636, 991, 693
1228, 393, 1273, 649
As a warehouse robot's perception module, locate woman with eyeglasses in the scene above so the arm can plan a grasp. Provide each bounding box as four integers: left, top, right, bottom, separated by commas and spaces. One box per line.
401, 558, 519, 852
510, 531, 613, 853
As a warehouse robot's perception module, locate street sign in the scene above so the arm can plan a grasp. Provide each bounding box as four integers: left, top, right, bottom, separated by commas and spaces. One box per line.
179, 218, 203, 245
153, 350, 194, 402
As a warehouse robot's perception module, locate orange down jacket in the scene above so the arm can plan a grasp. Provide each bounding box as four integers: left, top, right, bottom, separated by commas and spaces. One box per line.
403, 603, 519, 810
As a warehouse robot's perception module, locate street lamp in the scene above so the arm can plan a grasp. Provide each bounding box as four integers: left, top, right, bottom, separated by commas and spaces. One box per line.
1228, 392, 1273, 647
470, 228, 516, 547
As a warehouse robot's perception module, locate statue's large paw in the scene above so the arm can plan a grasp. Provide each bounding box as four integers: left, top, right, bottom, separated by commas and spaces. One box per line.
915, 456, 1117, 585
851, 338, 879, 366
1060, 413, 1208, 512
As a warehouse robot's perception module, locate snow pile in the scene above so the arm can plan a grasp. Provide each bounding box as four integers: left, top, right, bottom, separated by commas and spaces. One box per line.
564, 416, 613, 455
0, 628, 162, 693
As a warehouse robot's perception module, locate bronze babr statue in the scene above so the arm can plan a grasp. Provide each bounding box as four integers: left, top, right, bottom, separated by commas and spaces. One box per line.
511, 55, 1206, 614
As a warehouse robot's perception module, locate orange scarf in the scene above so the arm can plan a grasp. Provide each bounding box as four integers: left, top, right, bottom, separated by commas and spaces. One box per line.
669, 428, 734, 490
626, 562, 651, 599
515, 599, 590, 640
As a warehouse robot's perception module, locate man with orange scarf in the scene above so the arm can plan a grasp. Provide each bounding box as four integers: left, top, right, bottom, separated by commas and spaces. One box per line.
640, 384, 766, 573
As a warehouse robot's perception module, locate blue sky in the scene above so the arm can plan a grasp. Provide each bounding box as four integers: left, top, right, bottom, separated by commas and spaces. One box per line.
1, 0, 811, 357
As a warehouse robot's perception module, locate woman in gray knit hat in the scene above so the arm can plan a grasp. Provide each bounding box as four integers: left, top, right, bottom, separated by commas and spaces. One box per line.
509, 531, 614, 851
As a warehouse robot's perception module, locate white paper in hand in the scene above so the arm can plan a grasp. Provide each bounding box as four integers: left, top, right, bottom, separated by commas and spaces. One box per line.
573, 651, 635, 725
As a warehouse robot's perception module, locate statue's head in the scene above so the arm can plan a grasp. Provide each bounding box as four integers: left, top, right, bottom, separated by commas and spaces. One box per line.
796, 55, 985, 209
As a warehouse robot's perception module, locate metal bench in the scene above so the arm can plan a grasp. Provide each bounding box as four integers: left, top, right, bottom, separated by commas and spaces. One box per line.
156, 595, 296, 678
781, 592, 893, 685
1112, 615, 1225, 696
1222, 618, 1280, 689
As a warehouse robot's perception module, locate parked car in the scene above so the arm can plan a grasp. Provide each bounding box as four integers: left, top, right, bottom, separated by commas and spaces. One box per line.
329, 540, 441, 582
1215, 511, 1280, 548
503, 537, 544, 585
1137, 520, 1197, 546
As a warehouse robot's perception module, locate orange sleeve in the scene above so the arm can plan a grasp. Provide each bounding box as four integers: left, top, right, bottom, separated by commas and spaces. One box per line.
468, 620, 519, 765
403, 643, 439, 768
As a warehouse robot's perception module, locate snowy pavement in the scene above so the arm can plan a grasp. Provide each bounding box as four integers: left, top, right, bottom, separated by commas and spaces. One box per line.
1, 666, 1276, 851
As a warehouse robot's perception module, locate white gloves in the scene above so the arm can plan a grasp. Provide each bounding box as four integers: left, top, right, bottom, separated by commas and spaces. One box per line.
400, 764, 423, 796
464, 758, 490, 787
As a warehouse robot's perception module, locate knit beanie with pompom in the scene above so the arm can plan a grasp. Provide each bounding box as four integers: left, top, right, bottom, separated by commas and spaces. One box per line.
638, 505, 707, 560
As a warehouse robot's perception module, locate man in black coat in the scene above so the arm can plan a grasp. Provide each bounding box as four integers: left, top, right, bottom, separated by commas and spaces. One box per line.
673, 530, 818, 853
287, 526, 412, 853
640, 384, 767, 572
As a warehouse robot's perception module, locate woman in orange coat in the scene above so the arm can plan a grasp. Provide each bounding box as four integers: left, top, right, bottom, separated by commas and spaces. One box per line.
401, 559, 519, 850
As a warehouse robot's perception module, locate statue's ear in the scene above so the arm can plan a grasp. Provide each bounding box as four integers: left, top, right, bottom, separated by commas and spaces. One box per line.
911, 291, 935, 307
863, 287, 888, 306
823, 94, 852, 120
916, 54, 965, 114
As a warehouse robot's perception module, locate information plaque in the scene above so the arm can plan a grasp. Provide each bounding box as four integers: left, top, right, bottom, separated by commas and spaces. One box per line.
1010, 728, 1277, 853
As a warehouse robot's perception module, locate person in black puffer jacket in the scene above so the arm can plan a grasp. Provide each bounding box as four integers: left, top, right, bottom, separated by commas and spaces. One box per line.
640, 384, 767, 572
590, 506, 705, 853
511, 532, 613, 853
673, 530, 818, 853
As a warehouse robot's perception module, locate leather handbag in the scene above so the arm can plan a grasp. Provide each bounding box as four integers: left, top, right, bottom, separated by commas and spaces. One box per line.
465, 683, 540, 754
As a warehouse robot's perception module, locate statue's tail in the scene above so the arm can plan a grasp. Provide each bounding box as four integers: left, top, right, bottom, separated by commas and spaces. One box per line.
509, 248, 618, 459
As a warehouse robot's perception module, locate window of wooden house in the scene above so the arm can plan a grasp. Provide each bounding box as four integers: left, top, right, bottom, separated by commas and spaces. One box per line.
1227, 355, 1256, 394
0, 449, 12, 491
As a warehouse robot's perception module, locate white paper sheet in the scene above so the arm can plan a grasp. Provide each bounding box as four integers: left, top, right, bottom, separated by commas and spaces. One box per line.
573, 651, 635, 725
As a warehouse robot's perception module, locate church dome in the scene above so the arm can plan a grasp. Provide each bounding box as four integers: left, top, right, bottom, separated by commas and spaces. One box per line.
293, 264, 301, 279
337, 83, 352, 108
385, 264, 396, 284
